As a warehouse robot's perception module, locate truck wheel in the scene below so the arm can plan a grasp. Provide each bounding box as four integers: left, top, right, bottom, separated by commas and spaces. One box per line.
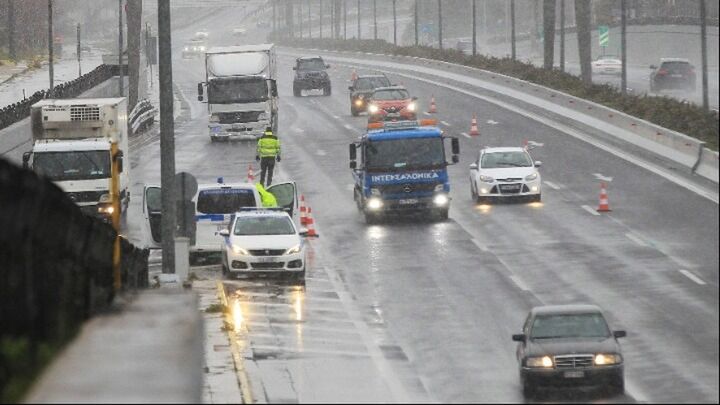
530, 194, 542, 203
351, 106, 359, 116
324, 86, 332, 96
522, 381, 536, 399
364, 212, 380, 224
293, 85, 301, 97
436, 208, 449, 221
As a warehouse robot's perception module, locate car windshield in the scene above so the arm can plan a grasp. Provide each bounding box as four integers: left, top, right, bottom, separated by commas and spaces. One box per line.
481, 151, 532, 168
234, 216, 296, 236
530, 313, 611, 340
207, 77, 268, 104
33, 150, 110, 181
196, 189, 257, 214
372, 89, 410, 100
298, 59, 326, 70
366, 137, 445, 171
355, 77, 391, 90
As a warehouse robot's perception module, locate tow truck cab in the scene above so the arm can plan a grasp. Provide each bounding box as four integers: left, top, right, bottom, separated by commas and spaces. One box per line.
349, 120, 460, 224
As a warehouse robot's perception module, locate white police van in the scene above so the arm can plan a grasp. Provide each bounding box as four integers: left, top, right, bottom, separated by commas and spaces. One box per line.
142, 178, 297, 260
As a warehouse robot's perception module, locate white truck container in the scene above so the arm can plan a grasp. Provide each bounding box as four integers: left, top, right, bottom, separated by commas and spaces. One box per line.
198, 44, 278, 142
23, 98, 129, 220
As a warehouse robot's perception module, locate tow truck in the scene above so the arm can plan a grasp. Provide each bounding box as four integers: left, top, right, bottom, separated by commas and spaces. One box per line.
349, 120, 460, 224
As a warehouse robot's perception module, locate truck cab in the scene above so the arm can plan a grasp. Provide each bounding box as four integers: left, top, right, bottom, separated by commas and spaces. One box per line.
349, 120, 460, 224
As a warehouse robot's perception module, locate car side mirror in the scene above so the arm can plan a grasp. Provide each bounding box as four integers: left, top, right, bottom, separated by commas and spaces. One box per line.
451, 137, 460, 155
534, 161, 542, 168
22, 152, 31, 169
469, 163, 478, 171
218, 229, 230, 237
613, 330, 626, 339
349, 143, 357, 161
512, 334, 526, 342
452, 155, 459, 164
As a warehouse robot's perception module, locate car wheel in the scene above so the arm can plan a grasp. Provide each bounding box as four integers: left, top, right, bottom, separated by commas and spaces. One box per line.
324, 85, 332, 96
471, 182, 478, 201
364, 212, 380, 225
522, 381, 536, 399
291, 270, 306, 283
293, 85, 301, 97
608, 375, 625, 396
436, 208, 449, 221
530, 194, 542, 203
210, 136, 217, 143
351, 106, 359, 116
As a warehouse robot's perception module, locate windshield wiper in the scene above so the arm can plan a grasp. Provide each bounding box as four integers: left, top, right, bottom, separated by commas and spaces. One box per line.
498, 162, 529, 167
531, 335, 569, 340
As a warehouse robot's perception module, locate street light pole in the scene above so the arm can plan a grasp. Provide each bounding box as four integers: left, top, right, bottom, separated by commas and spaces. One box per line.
8, 0, 15, 60
118, 0, 124, 97
620, 0, 627, 95
438, 0, 442, 50
158, 0, 177, 274
344, 0, 347, 39
414, 0, 418, 46
48, 0, 54, 95
472, 0, 477, 56
560, 0, 565, 72
393, 0, 397, 46
510, 0, 516, 60
700, 0, 709, 111
357, 0, 361, 39
77, 23, 82, 77
373, 0, 377, 40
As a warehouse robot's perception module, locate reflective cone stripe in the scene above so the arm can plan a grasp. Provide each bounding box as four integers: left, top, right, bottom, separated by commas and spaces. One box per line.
305, 207, 319, 237
247, 163, 255, 183
470, 113, 480, 136
299, 195, 308, 225
597, 182, 611, 212
428, 95, 437, 113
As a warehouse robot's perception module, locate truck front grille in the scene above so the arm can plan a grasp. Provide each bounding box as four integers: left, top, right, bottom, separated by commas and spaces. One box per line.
66, 190, 105, 203
217, 111, 262, 124
378, 183, 438, 195
70, 106, 101, 121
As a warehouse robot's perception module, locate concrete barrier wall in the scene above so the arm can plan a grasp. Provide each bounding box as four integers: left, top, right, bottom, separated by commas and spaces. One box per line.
696, 148, 720, 183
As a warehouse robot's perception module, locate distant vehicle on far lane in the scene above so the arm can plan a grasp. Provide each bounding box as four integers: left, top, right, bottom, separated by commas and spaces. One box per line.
649, 58, 696, 93
512, 305, 626, 398
349, 74, 391, 116
469, 147, 542, 203
591, 55, 622, 76
182, 38, 206, 59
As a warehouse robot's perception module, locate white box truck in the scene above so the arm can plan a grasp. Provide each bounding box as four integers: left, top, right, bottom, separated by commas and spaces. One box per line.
23, 98, 129, 221
198, 44, 278, 142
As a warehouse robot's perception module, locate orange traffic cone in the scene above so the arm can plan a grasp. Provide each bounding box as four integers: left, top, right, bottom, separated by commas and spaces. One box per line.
469, 113, 480, 136
299, 195, 308, 225
305, 207, 319, 237
247, 163, 255, 183
351, 69, 358, 82
427, 94, 437, 113
597, 182, 612, 212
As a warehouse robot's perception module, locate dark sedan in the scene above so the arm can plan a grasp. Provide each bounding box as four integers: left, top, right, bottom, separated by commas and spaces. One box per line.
512, 305, 626, 398
348, 74, 391, 116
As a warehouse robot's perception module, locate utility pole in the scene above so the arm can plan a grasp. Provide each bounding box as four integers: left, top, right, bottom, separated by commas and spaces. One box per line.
299, 1, 303, 39
543, 0, 556, 70
344, 0, 347, 39
482, 0, 487, 46
307, 0, 311, 38
373, 0, 377, 40
700, 0, 709, 111
272, 0, 276, 35
620, 0, 627, 94
414, 0, 418, 46
393, 0, 397, 46
357, 0, 361, 39
118, 0, 124, 97
472, 0, 477, 56
560, 0, 565, 72
77, 24, 82, 77
438, 0, 442, 50
146, 22, 152, 88
8, 0, 15, 60
510, 0, 516, 60
320, 0, 323, 39
157, 0, 176, 274
48, 0, 54, 95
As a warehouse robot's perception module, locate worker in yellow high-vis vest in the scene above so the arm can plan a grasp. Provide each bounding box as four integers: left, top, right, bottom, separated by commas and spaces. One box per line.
256, 127, 281, 187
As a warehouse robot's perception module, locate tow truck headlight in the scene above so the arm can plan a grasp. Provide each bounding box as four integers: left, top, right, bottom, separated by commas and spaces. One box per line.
367, 197, 383, 210
97, 204, 114, 215
407, 102, 416, 112
368, 104, 379, 114
209, 115, 220, 123
183, 46, 190, 51
479, 175, 494, 183
199, 46, 206, 51
433, 194, 449, 206
370, 188, 381, 196
232, 245, 250, 256
525, 172, 538, 181
594, 353, 622, 365
526, 356, 554, 368
284, 244, 302, 255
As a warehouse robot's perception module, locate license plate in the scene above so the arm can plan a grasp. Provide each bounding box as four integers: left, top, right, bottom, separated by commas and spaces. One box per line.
671, 74, 683, 78
256, 257, 276, 263
500, 184, 521, 191
386, 112, 401, 118
564, 371, 585, 379
398, 198, 418, 205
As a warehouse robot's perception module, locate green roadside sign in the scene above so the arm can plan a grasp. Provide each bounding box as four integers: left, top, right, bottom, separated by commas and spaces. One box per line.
599, 25, 609, 47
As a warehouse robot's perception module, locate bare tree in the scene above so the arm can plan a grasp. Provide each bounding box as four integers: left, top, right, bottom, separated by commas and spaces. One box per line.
575, 0, 592, 84
543, 0, 556, 69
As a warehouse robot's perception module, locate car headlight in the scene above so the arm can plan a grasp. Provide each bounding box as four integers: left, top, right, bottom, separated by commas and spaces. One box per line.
434, 184, 445, 192
184, 47, 189, 51
406, 102, 416, 112
594, 353, 622, 365
368, 104, 379, 114
367, 197, 383, 210
526, 356, 554, 368
525, 172, 538, 181
479, 175, 494, 183
355, 99, 364, 106
209, 115, 220, 123
199, 46, 206, 51
284, 244, 302, 255
370, 188, 381, 196
231, 245, 250, 256
433, 194, 449, 206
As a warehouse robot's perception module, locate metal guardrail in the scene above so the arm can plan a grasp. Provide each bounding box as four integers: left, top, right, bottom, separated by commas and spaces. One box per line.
128, 98, 157, 135
0, 64, 125, 131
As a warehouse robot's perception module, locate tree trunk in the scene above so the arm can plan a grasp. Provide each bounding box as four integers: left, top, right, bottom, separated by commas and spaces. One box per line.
575, 0, 592, 84
543, 0, 556, 70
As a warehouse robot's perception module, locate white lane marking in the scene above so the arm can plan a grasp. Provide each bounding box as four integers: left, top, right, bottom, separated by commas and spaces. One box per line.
440, 120, 452, 127
509, 275, 530, 291
581, 205, 601, 216
422, 111, 431, 116
344, 123, 355, 131
679, 269, 707, 285
625, 232, 649, 247
543, 181, 561, 190
593, 173, 614, 182
486, 119, 499, 125
333, 114, 341, 119
292, 127, 305, 133
471, 238, 489, 252
461, 132, 471, 139
322, 58, 718, 204
316, 149, 327, 156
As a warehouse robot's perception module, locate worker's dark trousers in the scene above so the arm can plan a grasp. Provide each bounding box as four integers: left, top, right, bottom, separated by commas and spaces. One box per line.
260, 156, 276, 187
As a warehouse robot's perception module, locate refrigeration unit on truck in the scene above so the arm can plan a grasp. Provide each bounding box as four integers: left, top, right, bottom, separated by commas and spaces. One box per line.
198, 44, 278, 142
23, 98, 129, 221
349, 120, 460, 224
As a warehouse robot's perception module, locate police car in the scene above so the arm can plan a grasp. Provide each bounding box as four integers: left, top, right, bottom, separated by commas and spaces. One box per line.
219, 209, 307, 281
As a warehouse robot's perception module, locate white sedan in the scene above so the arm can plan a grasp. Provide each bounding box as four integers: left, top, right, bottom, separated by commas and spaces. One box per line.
469, 147, 542, 203
220, 210, 307, 281
592, 55, 622, 76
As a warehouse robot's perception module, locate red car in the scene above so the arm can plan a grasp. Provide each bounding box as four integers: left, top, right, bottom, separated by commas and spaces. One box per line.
366, 86, 418, 124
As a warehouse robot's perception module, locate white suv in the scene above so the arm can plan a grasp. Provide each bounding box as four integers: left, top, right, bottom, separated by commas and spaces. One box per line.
469, 147, 542, 203
219, 210, 307, 281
